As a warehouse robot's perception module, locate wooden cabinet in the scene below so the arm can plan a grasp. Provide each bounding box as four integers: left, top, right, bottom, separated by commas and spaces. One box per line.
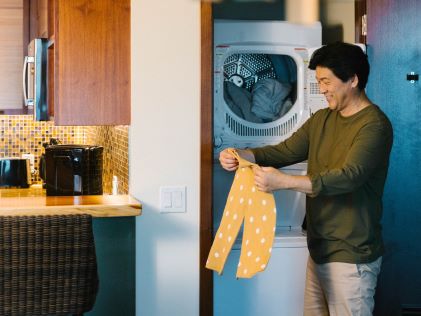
29, 0, 48, 39
47, 0, 130, 125
0, 0, 47, 114
0, 0, 24, 112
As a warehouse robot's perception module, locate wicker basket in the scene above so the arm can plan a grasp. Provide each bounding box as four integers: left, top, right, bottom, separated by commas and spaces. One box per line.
0, 214, 99, 316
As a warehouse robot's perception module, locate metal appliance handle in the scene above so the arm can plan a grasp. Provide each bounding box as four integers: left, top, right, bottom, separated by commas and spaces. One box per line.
22, 56, 29, 106
22, 56, 34, 107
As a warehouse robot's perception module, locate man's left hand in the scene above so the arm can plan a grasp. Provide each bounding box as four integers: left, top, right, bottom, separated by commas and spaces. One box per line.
252, 166, 289, 193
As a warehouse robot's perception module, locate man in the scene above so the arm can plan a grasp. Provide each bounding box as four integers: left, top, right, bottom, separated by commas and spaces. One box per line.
219, 42, 393, 316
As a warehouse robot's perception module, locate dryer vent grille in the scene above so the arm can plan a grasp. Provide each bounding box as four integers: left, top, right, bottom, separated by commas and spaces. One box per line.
226, 113, 298, 137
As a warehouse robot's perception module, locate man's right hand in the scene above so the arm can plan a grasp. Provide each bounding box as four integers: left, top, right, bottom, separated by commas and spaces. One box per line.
219, 148, 255, 171
219, 148, 238, 171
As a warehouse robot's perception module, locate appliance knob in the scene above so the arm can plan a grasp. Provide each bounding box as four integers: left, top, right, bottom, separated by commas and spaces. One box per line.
214, 136, 223, 149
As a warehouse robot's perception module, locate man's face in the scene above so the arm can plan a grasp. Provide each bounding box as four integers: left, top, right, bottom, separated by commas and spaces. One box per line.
315, 66, 356, 112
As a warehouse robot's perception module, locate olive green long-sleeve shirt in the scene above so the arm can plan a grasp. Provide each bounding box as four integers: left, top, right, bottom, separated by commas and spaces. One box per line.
250, 105, 393, 264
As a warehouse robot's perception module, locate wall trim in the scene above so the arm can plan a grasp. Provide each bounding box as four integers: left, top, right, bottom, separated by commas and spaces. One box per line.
355, 0, 367, 43
200, 3, 213, 316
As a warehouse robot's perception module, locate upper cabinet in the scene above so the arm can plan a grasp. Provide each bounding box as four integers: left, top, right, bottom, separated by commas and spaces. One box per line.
0, 0, 24, 112
29, 0, 48, 39
48, 0, 130, 125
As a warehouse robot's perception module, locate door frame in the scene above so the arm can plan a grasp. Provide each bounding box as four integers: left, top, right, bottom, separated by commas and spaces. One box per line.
355, 0, 367, 43
199, 3, 367, 315
200, 3, 213, 316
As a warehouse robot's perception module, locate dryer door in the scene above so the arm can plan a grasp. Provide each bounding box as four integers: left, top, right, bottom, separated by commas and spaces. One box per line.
214, 44, 309, 157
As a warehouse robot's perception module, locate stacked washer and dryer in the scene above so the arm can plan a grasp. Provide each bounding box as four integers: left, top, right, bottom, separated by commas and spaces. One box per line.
212, 20, 327, 316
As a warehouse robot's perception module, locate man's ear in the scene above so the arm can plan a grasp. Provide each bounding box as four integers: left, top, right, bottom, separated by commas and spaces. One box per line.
351, 74, 359, 88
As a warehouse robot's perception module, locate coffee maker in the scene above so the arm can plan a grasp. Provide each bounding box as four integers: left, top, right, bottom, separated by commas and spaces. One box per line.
44, 144, 103, 196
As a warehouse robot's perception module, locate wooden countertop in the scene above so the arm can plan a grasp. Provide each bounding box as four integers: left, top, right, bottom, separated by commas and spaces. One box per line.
0, 187, 142, 217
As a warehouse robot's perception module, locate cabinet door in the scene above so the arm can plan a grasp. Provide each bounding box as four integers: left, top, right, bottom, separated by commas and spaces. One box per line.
0, 0, 24, 112
29, 0, 48, 39
53, 0, 130, 125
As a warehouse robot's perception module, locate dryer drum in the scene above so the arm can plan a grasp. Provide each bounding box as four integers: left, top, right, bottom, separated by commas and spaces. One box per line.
223, 53, 276, 91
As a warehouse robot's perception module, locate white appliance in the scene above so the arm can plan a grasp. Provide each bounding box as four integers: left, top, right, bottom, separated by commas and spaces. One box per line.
213, 20, 326, 159
213, 163, 309, 316
214, 230, 308, 316
212, 20, 326, 316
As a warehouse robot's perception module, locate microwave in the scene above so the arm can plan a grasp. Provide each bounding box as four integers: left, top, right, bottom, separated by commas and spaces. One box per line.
23, 38, 49, 121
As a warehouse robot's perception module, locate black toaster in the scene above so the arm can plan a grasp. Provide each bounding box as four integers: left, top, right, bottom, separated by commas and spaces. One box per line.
0, 158, 31, 188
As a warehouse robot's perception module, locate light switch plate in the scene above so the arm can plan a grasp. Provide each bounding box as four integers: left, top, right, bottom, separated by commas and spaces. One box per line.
159, 186, 186, 213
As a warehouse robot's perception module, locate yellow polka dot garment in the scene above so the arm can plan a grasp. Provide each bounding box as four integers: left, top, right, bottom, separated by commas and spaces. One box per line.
206, 149, 276, 279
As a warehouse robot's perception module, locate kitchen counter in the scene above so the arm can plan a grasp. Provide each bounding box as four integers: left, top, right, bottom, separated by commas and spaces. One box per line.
0, 186, 139, 314
0, 186, 141, 217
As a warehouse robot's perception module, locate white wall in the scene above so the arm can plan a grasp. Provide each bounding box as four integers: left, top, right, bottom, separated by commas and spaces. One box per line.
130, 0, 201, 315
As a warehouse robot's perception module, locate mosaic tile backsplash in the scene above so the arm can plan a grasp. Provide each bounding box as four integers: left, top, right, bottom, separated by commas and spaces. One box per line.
0, 115, 129, 194
85, 126, 129, 195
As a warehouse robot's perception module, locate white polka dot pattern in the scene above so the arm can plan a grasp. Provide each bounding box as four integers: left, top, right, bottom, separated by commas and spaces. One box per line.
206, 149, 276, 279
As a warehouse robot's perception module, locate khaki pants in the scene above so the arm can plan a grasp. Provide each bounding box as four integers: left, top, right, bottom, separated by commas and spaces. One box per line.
303, 256, 382, 316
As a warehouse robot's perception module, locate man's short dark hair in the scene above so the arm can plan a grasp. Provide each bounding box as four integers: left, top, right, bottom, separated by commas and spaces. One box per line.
308, 42, 369, 90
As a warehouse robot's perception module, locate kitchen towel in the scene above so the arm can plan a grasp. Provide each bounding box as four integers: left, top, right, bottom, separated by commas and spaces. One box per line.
206, 149, 276, 278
